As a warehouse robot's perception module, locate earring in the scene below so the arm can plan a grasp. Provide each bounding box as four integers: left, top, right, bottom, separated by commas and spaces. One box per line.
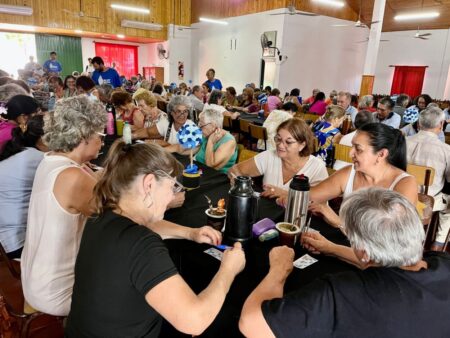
143, 192, 154, 208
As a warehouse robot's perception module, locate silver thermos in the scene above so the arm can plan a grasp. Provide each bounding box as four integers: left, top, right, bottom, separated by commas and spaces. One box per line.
284, 175, 310, 230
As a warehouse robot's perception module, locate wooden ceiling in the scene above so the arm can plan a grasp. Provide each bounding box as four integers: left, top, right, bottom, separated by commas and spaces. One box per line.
347, 0, 450, 32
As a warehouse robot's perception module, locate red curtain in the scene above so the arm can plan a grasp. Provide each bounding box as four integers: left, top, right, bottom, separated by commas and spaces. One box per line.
390, 66, 427, 98
94, 42, 138, 79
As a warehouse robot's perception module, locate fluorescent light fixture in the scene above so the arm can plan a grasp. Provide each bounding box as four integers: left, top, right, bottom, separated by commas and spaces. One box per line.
0, 4, 33, 16
312, 0, 345, 8
199, 17, 228, 25
394, 12, 439, 21
0, 23, 35, 32
121, 20, 163, 31
117, 34, 125, 39
111, 4, 150, 14
74, 30, 83, 34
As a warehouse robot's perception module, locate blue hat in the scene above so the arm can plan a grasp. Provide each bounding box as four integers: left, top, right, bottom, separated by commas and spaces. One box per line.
403, 106, 419, 124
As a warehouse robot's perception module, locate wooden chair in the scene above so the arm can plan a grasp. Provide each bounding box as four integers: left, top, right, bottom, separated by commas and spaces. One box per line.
0, 242, 20, 280
223, 115, 233, 131
406, 164, 435, 195
417, 193, 436, 250
157, 100, 167, 113
237, 144, 257, 163
248, 124, 268, 151
302, 113, 320, 124
334, 144, 352, 164
239, 119, 251, 148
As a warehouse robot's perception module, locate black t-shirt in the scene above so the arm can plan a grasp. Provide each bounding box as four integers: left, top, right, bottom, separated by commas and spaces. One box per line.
263, 252, 450, 338
65, 209, 178, 338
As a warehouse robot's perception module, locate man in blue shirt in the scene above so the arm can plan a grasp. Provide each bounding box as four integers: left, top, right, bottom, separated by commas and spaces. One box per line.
373, 97, 401, 129
337, 91, 358, 123
91, 56, 122, 88
42, 52, 62, 75
205, 68, 223, 91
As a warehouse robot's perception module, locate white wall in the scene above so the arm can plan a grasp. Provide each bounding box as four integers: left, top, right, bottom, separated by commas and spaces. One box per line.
278, 15, 367, 97
373, 29, 450, 99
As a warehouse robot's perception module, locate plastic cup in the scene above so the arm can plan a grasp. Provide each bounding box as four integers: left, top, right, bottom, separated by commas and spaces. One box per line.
116, 119, 124, 136
276, 222, 301, 248
205, 209, 227, 231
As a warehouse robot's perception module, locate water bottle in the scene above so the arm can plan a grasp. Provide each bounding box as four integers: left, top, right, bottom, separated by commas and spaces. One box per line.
106, 107, 115, 135
123, 121, 132, 144
284, 175, 310, 231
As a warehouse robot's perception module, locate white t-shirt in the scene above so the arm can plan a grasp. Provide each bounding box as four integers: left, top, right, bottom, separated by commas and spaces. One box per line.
254, 150, 328, 189
156, 119, 197, 145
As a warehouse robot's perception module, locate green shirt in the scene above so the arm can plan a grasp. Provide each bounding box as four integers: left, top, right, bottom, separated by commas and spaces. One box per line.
195, 132, 237, 173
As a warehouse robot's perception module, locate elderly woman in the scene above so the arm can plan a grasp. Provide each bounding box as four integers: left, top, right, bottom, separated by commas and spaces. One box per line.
0, 95, 39, 154
196, 108, 237, 173
222, 86, 239, 107
21, 96, 107, 316
133, 95, 198, 155
228, 87, 254, 112
65, 141, 245, 337
133, 89, 168, 129
313, 105, 346, 166
239, 188, 448, 338
358, 94, 375, 112
0, 116, 46, 259
111, 90, 144, 130
204, 90, 239, 119
229, 119, 328, 199
63, 75, 77, 98
278, 123, 418, 230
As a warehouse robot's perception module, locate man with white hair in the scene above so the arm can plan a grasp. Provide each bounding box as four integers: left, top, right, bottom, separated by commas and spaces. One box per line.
239, 188, 450, 338
407, 106, 450, 251
337, 91, 358, 123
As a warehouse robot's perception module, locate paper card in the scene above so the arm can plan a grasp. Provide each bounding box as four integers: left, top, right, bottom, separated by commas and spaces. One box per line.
204, 248, 223, 261
293, 254, 318, 269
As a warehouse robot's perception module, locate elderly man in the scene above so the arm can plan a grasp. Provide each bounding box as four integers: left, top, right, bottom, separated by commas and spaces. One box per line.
189, 85, 205, 115
337, 91, 358, 123
407, 106, 450, 251
373, 97, 401, 128
239, 188, 450, 338
394, 94, 410, 127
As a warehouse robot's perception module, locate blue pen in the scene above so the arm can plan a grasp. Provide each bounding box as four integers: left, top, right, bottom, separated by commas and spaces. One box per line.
215, 244, 233, 250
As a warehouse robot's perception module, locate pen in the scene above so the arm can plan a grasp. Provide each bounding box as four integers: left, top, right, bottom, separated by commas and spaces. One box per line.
215, 244, 233, 250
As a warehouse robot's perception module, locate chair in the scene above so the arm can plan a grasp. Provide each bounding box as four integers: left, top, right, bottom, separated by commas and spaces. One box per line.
248, 124, 268, 151
406, 164, 435, 195
157, 100, 167, 113
334, 144, 352, 164
302, 113, 320, 124
239, 119, 251, 147
417, 193, 436, 250
237, 144, 257, 163
223, 115, 233, 131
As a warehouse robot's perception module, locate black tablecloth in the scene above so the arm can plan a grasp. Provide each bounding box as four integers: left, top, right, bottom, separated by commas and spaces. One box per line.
161, 154, 355, 338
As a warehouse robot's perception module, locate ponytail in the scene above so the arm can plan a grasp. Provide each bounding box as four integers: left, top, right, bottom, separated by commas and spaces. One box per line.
92, 140, 183, 214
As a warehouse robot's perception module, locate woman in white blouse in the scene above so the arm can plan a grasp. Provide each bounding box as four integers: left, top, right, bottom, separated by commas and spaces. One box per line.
229, 118, 328, 199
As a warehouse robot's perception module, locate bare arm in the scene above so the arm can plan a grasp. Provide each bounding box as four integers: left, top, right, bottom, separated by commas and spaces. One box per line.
146, 243, 245, 335
133, 110, 145, 129
229, 157, 261, 179
205, 137, 236, 170
309, 165, 351, 203
394, 176, 418, 206
53, 167, 97, 216
239, 246, 294, 338
133, 125, 161, 140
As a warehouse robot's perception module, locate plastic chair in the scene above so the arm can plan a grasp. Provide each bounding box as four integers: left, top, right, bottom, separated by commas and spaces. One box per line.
248, 124, 267, 151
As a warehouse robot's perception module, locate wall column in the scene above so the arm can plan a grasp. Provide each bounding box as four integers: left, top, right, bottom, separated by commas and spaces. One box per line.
359, 0, 386, 97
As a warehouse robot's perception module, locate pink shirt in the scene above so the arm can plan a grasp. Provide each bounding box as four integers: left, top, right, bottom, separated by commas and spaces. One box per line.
267, 96, 281, 112
0, 120, 16, 153
309, 100, 327, 116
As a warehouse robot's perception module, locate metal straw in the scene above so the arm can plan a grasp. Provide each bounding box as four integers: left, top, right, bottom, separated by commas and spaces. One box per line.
303, 215, 312, 234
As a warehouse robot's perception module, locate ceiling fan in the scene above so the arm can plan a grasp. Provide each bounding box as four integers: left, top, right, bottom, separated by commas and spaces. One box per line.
414, 29, 431, 40
270, 1, 318, 16
355, 37, 389, 43
332, 0, 379, 28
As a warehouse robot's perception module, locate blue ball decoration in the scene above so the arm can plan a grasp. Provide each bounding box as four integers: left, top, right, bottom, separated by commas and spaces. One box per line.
177, 123, 203, 149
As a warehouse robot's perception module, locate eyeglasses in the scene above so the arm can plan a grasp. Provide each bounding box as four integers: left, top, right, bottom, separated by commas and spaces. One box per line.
198, 122, 211, 129
173, 109, 189, 117
154, 170, 185, 193
274, 135, 298, 146
96, 131, 106, 142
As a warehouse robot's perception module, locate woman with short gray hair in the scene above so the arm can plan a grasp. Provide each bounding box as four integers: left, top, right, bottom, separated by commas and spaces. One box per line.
21, 95, 107, 316
358, 94, 375, 111
302, 187, 426, 269
195, 108, 237, 173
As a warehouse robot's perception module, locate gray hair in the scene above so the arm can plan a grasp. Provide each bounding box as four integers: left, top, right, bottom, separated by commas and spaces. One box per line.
96, 84, 114, 100
167, 95, 192, 114
208, 90, 223, 105
43, 95, 107, 152
396, 94, 410, 107
354, 110, 375, 129
140, 80, 151, 90
200, 108, 224, 128
358, 95, 374, 109
341, 188, 424, 267
0, 83, 29, 103
419, 106, 444, 129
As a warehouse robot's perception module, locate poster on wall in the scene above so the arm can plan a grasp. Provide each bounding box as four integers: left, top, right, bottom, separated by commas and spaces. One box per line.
178, 61, 184, 80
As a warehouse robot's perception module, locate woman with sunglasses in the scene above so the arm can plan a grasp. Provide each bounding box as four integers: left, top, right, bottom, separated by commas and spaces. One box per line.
66, 140, 245, 337
21, 96, 107, 316
228, 119, 328, 199
132, 95, 199, 155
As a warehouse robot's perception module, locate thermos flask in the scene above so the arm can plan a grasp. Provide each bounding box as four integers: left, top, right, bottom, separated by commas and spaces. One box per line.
284, 175, 310, 230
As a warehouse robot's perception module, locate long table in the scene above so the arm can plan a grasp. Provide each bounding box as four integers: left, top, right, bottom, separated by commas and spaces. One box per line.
160, 155, 355, 338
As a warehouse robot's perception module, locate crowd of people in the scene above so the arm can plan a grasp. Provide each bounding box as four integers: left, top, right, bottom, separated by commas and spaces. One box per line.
0, 53, 449, 337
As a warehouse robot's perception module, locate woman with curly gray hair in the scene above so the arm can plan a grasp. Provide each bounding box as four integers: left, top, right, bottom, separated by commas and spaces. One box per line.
21, 95, 107, 316
132, 95, 199, 155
